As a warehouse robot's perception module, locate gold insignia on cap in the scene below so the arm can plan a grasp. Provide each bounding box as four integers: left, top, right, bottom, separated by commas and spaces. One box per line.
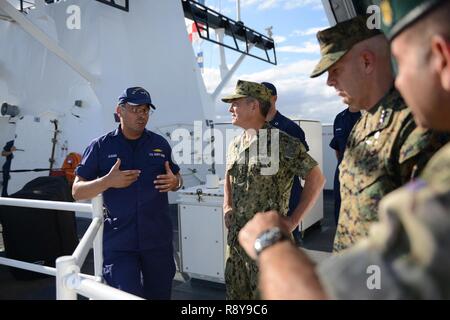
381, 0, 393, 26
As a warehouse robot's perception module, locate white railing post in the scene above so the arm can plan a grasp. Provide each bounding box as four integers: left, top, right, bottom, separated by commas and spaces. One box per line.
91, 195, 104, 281
0, 195, 146, 299
72, 217, 102, 266
56, 256, 79, 300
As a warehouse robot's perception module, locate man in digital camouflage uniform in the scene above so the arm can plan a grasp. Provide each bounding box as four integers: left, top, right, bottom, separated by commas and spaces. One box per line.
310, 15, 447, 253
221, 80, 325, 299
237, 0, 450, 300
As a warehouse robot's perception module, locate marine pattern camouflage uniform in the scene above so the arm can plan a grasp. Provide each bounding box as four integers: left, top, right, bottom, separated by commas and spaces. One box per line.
319, 142, 450, 299
335, 88, 447, 252
225, 123, 317, 300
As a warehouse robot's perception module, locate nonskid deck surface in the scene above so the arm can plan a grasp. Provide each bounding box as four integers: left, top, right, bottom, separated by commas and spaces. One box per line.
0, 191, 335, 300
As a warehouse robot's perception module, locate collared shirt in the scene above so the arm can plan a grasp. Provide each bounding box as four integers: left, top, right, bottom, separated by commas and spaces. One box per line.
330, 108, 361, 163
75, 126, 180, 252
334, 87, 447, 252
319, 142, 450, 299
226, 123, 318, 247
269, 111, 309, 212
269, 111, 309, 151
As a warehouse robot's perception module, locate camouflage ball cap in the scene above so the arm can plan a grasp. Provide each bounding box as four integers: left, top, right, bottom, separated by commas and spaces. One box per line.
221, 80, 272, 103
310, 15, 382, 78
380, 0, 446, 41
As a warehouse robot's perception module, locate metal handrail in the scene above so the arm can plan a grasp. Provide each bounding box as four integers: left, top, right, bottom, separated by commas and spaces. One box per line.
0, 256, 57, 276
65, 272, 141, 300
0, 256, 98, 281
182, 0, 277, 65
72, 217, 102, 266
0, 197, 93, 212
0, 195, 143, 300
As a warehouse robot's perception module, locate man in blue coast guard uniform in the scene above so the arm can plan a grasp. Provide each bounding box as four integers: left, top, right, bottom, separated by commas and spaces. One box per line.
261, 82, 309, 244
329, 107, 361, 225
73, 87, 183, 299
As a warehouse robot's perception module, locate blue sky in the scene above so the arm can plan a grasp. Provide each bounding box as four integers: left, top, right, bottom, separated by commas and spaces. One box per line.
190, 0, 344, 124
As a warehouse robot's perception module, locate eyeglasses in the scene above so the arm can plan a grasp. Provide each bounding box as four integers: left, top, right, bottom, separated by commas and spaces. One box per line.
121, 105, 153, 115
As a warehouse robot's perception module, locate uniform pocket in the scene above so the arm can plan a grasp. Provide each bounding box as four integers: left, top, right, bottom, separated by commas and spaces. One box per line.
356, 167, 386, 192
144, 156, 165, 171
228, 162, 247, 185
99, 155, 120, 177
350, 132, 390, 192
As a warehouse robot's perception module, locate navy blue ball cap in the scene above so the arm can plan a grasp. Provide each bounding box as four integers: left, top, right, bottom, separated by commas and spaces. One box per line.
261, 82, 277, 96
118, 87, 156, 109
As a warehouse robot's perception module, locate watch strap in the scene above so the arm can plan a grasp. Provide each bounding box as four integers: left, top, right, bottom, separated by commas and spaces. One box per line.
254, 227, 289, 257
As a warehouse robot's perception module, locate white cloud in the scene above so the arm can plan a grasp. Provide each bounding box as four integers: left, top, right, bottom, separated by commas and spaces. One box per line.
237, 0, 261, 7
202, 67, 223, 94
208, 5, 233, 16
210, 59, 344, 123
291, 26, 325, 37
234, 0, 279, 10
272, 35, 287, 44
277, 41, 319, 54
257, 0, 279, 10
230, 0, 323, 11
283, 0, 323, 10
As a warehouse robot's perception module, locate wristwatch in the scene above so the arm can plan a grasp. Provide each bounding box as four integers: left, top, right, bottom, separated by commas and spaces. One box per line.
254, 227, 289, 257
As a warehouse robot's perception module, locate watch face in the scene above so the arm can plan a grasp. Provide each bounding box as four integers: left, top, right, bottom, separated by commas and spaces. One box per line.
254, 239, 264, 252
254, 227, 284, 256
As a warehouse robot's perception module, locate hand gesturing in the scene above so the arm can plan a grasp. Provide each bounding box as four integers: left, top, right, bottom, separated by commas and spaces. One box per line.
106, 158, 141, 188
154, 161, 178, 192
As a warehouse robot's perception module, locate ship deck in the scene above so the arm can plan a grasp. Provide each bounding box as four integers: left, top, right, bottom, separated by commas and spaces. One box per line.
0, 191, 336, 300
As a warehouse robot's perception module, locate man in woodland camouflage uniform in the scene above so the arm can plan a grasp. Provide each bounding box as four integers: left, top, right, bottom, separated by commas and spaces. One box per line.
237, 0, 450, 300
310, 15, 447, 252
222, 80, 325, 299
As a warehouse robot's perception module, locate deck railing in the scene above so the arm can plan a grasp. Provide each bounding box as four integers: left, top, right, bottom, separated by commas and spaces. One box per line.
0, 195, 142, 300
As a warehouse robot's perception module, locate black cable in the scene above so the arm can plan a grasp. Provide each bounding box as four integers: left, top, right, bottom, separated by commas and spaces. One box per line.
0, 168, 63, 173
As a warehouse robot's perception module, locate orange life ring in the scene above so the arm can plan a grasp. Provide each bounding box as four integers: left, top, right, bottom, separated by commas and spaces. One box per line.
61, 152, 82, 185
